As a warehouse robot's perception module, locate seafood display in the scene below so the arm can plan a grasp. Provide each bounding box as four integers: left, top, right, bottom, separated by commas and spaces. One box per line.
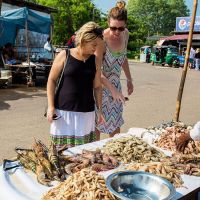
42, 168, 117, 200
154, 123, 200, 154
125, 162, 184, 188
15, 140, 66, 186
61, 149, 119, 174
146, 121, 191, 136
103, 135, 166, 163
140, 121, 191, 145
168, 153, 200, 176
170, 152, 200, 164
12, 142, 119, 186
4, 123, 200, 200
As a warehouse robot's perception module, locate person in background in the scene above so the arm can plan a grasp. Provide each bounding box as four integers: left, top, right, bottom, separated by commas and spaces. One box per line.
66, 32, 76, 48
95, 1, 134, 140
145, 47, 151, 63
176, 121, 200, 152
47, 22, 104, 149
2, 43, 19, 65
194, 48, 200, 71
189, 46, 195, 69
44, 36, 54, 60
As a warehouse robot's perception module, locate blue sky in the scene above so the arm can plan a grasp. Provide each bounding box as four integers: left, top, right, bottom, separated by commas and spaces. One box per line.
185, 0, 200, 15
93, 0, 200, 16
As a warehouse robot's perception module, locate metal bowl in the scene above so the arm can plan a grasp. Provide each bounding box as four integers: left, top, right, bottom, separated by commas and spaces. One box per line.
106, 171, 176, 200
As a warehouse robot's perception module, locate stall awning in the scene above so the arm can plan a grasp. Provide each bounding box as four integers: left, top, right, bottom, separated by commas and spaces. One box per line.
160, 34, 200, 41
0, 7, 52, 46
1, 7, 52, 34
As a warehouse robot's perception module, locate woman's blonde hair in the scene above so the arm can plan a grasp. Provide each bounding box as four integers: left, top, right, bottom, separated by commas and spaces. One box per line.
75, 21, 103, 47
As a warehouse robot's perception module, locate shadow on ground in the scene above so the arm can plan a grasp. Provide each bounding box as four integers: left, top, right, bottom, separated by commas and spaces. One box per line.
0, 82, 47, 110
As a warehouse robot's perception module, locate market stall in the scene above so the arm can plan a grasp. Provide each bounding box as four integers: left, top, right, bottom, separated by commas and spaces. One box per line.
0, 126, 200, 200
0, 7, 53, 85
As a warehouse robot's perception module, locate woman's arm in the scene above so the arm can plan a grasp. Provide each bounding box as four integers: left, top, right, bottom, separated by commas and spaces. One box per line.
95, 39, 125, 103
122, 30, 134, 96
93, 58, 102, 111
47, 50, 66, 122
93, 54, 105, 124
122, 58, 134, 95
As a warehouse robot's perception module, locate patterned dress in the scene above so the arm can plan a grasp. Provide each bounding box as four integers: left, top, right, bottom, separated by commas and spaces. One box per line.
96, 45, 127, 134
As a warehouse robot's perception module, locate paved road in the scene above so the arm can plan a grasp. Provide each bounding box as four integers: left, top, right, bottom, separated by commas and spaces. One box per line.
0, 62, 200, 162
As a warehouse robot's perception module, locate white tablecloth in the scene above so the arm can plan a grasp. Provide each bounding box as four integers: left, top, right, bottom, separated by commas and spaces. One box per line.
0, 128, 199, 200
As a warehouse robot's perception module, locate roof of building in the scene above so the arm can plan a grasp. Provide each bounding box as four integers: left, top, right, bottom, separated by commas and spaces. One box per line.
160, 34, 200, 41
2, 0, 57, 14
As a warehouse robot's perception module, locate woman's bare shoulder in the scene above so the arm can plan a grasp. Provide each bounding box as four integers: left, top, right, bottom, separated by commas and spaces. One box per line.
55, 49, 67, 60
125, 28, 129, 37
103, 28, 110, 39
95, 39, 106, 56
103, 28, 110, 34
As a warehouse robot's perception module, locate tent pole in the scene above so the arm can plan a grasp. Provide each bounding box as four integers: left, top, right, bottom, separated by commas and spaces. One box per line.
174, 0, 198, 122
0, 0, 2, 15
25, 20, 33, 85
50, 24, 54, 59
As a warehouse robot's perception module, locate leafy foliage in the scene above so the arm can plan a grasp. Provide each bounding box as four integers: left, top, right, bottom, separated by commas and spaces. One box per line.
36, 0, 102, 45
127, 0, 189, 36
34, 0, 189, 51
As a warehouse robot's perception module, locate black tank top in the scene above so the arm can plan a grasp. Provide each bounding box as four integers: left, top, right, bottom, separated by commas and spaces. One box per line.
55, 51, 96, 112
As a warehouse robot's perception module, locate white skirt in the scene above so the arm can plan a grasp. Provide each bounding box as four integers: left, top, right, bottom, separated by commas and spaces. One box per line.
50, 109, 96, 148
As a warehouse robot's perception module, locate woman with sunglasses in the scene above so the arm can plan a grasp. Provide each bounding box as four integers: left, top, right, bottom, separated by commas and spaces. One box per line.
95, 1, 134, 140
47, 22, 104, 149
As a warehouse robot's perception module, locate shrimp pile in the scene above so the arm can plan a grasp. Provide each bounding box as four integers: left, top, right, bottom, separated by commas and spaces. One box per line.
103, 136, 166, 163
42, 168, 117, 200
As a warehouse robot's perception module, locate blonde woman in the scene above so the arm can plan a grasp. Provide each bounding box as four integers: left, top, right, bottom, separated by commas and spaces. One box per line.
95, 1, 134, 140
47, 22, 104, 148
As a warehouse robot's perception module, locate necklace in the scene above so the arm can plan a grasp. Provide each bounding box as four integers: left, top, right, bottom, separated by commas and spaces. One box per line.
76, 48, 89, 63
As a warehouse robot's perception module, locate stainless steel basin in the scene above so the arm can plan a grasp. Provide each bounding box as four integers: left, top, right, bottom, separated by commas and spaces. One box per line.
106, 171, 176, 200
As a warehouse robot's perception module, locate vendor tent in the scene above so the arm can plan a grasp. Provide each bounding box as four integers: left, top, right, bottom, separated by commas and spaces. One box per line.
0, 7, 52, 46
0, 7, 53, 85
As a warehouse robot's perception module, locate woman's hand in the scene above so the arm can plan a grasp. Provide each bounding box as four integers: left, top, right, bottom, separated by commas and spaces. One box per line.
175, 132, 192, 152
96, 110, 105, 125
110, 88, 125, 104
127, 80, 134, 96
47, 107, 55, 123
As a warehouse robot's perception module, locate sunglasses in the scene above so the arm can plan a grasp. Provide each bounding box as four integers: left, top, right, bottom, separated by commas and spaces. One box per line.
89, 27, 104, 39
110, 26, 125, 32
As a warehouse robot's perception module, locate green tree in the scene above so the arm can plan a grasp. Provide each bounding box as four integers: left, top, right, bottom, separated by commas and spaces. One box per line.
127, 0, 189, 36
36, 0, 102, 44
127, 16, 148, 50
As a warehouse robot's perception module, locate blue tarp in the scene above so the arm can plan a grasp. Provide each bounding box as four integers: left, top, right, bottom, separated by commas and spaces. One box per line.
0, 7, 52, 46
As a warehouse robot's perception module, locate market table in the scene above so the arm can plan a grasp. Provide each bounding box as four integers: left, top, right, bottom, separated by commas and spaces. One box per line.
0, 128, 199, 200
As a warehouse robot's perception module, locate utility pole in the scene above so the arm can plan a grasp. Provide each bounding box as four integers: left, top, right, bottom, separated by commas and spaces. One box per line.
0, 0, 2, 15
174, 0, 198, 122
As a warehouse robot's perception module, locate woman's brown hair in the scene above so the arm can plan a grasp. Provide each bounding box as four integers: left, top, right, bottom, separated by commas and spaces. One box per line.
108, 1, 127, 22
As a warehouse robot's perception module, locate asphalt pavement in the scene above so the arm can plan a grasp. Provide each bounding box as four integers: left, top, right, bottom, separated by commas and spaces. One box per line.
0, 62, 200, 162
